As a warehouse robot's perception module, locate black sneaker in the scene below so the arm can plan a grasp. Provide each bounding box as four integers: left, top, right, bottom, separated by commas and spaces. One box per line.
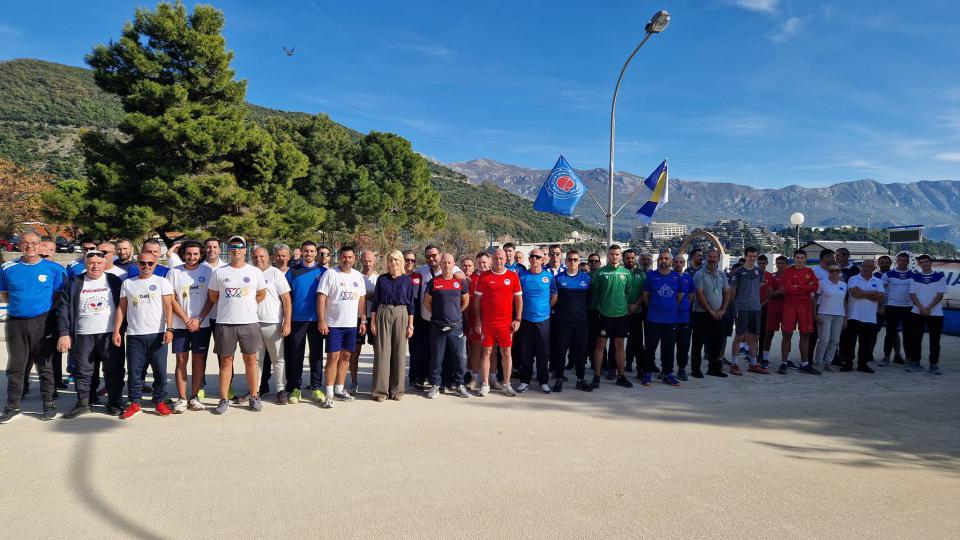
41, 402, 57, 421
106, 402, 124, 416
857, 365, 875, 374
777, 364, 788, 375
552, 380, 563, 393
706, 370, 728, 378
691, 370, 704, 379
798, 363, 821, 375
839, 365, 853, 372
575, 380, 594, 392
55, 380, 69, 390
615, 375, 634, 388
591, 376, 600, 389
0, 407, 22, 424
62, 401, 92, 419
676, 369, 688, 382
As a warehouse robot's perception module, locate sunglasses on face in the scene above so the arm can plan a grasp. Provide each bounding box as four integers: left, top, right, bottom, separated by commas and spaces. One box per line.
138, 261, 156, 267
404, 258, 416, 263
566, 257, 579, 262
318, 252, 330, 257
529, 254, 542, 259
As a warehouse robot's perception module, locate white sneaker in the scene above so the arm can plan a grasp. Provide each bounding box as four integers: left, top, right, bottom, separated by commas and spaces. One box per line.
173, 399, 188, 414
187, 397, 204, 411
502, 383, 517, 397
539, 384, 552, 394
479, 383, 490, 396
489, 377, 503, 391
516, 382, 529, 393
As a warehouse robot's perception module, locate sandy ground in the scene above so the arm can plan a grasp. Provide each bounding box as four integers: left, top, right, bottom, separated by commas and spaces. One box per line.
1, 330, 958, 539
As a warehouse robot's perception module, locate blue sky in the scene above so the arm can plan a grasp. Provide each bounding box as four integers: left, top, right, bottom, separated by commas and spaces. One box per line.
2, 0, 959, 187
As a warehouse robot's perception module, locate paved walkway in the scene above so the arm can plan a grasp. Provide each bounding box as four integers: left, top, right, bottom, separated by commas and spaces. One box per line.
2, 332, 958, 539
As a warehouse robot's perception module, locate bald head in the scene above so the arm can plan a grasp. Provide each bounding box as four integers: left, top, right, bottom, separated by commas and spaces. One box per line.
491, 248, 507, 272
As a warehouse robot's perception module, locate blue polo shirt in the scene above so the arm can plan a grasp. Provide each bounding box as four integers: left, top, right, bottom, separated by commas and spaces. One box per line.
287, 263, 326, 321
644, 270, 681, 324
126, 263, 169, 279
518, 268, 557, 323
0, 258, 68, 318
554, 271, 591, 322
676, 272, 695, 323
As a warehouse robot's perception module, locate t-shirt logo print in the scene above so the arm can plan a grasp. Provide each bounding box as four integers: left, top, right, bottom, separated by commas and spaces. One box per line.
504, 279, 511, 285
225, 287, 244, 298
541, 276, 549, 283
657, 284, 675, 297
243, 277, 251, 283
38, 274, 47, 283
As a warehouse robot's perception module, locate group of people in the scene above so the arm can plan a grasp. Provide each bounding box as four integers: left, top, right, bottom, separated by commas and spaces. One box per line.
0, 232, 948, 423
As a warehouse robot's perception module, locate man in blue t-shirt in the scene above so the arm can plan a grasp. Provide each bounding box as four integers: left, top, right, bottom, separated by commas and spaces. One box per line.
672, 254, 696, 381
284, 241, 328, 403
1, 232, 68, 423
551, 249, 593, 392
516, 248, 558, 393
642, 251, 682, 386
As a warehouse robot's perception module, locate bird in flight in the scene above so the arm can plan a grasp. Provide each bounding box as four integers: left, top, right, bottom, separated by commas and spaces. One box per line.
282, 46, 295, 56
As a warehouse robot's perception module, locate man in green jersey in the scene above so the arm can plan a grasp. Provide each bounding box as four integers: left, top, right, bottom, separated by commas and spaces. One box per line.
590, 245, 635, 389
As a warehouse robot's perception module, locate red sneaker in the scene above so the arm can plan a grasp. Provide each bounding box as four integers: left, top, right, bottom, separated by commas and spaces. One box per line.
730, 365, 743, 376
748, 364, 769, 374
155, 401, 172, 416
120, 402, 141, 419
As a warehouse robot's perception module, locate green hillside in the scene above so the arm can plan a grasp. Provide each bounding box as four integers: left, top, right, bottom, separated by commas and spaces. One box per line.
0, 58, 595, 241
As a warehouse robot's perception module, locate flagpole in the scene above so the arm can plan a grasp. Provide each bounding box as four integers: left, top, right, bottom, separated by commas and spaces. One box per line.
606, 10, 670, 247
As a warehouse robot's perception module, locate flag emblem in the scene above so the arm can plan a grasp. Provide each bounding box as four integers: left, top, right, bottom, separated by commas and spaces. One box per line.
533, 155, 586, 215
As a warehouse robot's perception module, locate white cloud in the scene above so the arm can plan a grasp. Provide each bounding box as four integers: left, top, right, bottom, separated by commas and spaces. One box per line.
734, 0, 779, 13
393, 40, 454, 59
0, 23, 21, 35
769, 16, 805, 42
935, 152, 960, 162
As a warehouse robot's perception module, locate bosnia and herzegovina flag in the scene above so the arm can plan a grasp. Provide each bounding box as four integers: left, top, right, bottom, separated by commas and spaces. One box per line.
533, 155, 587, 216
636, 159, 668, 224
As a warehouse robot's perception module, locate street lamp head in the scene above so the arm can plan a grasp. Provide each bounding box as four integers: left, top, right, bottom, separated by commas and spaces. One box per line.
789, 212, 805, 226
645, 10, 670, 34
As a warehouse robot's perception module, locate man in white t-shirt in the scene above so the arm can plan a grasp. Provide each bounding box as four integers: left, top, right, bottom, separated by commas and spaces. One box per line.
879, 251, 913, 366
253, 245, 292, 404
208, 236, 267, 414
316, 245, 366, 408
841, 259, 884, 373
113, 251, 174, 419
55, 250, 125, 418
167, 240, 215, 412
906, 254, 948, 375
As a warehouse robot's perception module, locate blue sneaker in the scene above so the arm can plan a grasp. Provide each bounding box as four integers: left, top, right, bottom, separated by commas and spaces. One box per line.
641, 373, 653, 387
662, 373, 680, 386
760, 359, 770, 370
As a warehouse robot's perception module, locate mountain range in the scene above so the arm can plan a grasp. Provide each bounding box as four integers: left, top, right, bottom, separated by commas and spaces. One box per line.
446, 159, 960, 245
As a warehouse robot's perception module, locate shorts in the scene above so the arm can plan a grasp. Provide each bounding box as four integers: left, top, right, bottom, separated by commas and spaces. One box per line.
214, 323, 262, 356
598, 315, 629, 339
766, 303, 784, 331
735, 309, 761, 336
327, 326, 358, 353
171, 327, 212, 354
481, 324, 512, 348
782, 302, 814, 333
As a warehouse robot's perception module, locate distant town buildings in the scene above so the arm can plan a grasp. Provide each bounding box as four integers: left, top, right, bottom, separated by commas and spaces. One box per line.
633, 222, 688, 242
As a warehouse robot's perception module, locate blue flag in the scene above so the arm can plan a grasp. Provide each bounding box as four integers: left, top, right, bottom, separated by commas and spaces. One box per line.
636, 159, 668, 224
533, 155, 586, 216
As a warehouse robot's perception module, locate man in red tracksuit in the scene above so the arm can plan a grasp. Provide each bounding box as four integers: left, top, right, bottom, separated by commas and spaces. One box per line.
778, 250, 821, 375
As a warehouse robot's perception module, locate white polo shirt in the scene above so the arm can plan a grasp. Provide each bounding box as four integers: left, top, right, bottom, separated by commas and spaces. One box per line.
847, 274, 884, 323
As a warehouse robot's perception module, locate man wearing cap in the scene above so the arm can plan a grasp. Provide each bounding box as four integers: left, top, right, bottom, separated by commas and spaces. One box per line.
208, 236, 267, 414
56, 249, 124, 417
0, 232, 68, 423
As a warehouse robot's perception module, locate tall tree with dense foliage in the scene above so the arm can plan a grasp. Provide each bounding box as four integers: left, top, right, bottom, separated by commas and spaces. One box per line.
47, 1, 317, 244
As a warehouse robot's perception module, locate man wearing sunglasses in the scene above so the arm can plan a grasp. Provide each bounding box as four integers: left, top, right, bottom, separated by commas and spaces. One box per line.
284, 241, 327, 403
56, 250, 124, 418
516, 248, 557, 394
208, 236, 267, 414
125, 239, 170, 279
0, 232, 68, 424
551, 250, 593, 392
114, 250, 175, 418
544, 244, 566, 277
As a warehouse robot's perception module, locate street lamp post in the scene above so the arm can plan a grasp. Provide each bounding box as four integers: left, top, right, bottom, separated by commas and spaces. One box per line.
789, 212, 805, 251
605, 10, 670, 248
